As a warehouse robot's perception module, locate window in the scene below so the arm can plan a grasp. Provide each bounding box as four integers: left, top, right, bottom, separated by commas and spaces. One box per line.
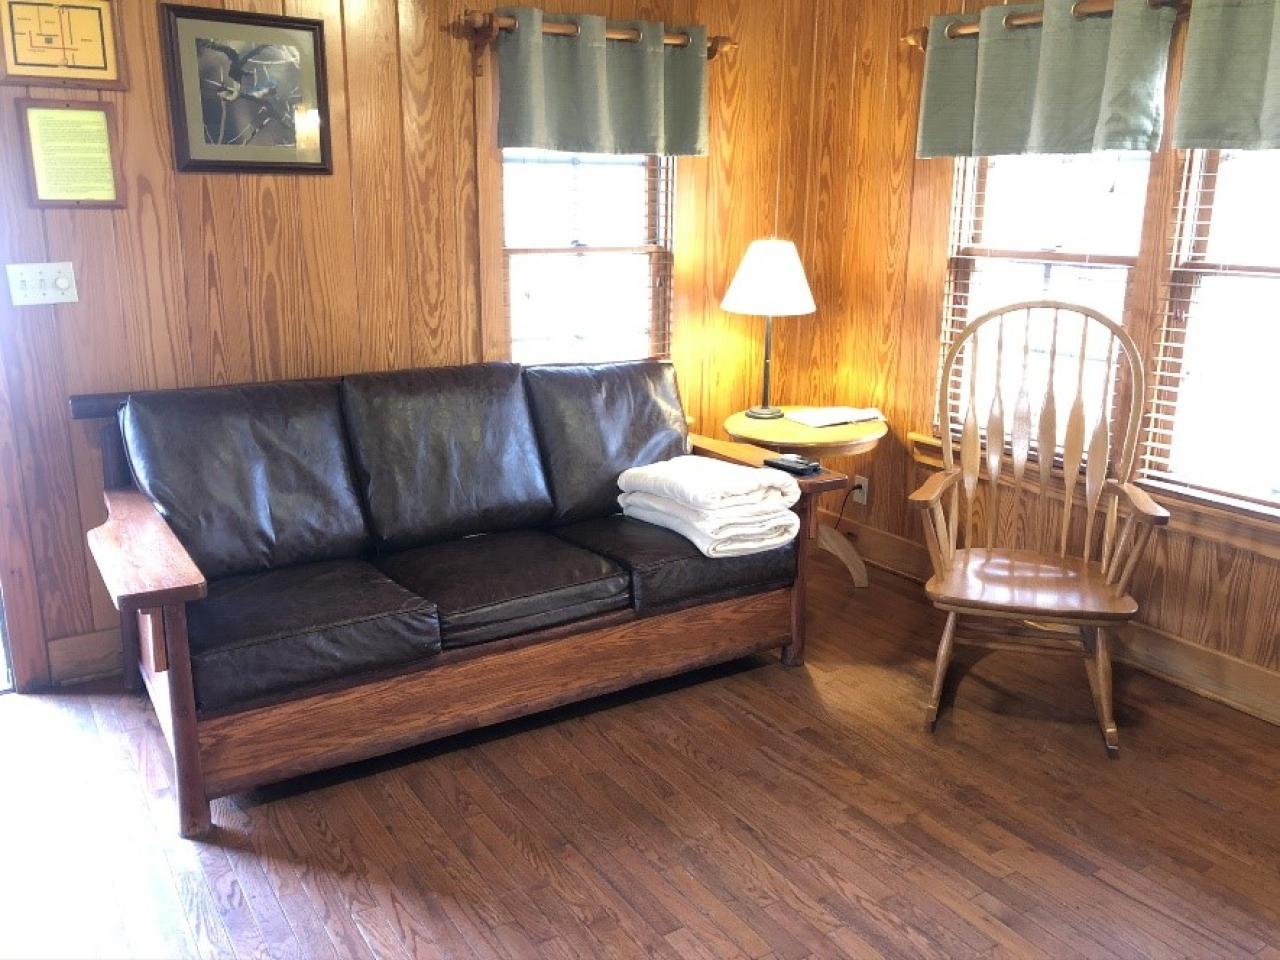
501, 149, 674, 365
940, 153, 1152, 442
1142, 150, 1280, 506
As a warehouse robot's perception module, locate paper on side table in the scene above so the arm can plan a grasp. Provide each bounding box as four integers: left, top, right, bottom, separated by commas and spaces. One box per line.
785, 407, 884, 428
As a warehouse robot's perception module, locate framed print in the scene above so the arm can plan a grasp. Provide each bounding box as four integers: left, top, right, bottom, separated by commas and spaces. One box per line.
160, 4, 331, 174
0, 0, 127, 89
16, 98, 126, 208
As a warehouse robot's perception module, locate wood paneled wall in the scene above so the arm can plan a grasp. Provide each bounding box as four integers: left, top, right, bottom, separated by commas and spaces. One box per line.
0, 0, 1274, 697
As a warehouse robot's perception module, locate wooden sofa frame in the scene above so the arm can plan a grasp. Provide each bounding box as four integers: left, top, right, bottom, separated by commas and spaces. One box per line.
85, 427, 845, 838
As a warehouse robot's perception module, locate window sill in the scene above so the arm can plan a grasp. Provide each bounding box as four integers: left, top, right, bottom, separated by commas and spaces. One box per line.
908, 431, 1280, 560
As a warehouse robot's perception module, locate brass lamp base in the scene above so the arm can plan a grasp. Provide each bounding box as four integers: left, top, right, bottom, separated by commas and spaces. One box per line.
745, 406, 784, 420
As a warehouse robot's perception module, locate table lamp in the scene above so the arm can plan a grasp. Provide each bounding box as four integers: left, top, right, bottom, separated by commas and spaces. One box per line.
720, 238, 817, 419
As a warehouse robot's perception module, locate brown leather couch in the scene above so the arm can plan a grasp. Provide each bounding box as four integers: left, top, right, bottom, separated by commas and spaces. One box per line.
81, 360, 844, 837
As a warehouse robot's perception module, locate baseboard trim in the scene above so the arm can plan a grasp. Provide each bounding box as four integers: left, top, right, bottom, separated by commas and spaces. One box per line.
1111, 623, 1280, 726
48, 628, 121, 684
819, 511, 933, 583
822, 510, 1280, 727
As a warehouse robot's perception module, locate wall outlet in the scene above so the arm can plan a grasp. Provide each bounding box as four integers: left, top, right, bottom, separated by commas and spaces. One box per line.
6, 261, 79, 307
852, 474, 869, 506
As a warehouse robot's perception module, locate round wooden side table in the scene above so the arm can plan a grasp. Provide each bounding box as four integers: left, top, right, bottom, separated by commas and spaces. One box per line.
725, 407, 889, 588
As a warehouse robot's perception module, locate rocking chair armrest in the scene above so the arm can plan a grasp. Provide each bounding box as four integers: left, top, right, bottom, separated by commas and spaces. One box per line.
689, 434, 848, 496
1107, 481, 1171, 526
88, 490, 208, 612
908, 468, 961, 510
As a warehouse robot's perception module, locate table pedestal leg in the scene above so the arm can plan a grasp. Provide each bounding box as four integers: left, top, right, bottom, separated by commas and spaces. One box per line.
815, 524, 870, 588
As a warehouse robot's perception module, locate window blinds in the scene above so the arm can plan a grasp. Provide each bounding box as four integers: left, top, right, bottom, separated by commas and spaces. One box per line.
938, 154, 1147, 445
1140, 149, 1280, 506
502, 149, 675, 366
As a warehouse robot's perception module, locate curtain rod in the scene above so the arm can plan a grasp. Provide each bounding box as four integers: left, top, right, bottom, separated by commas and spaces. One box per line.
460, 10, 737, 63
901, 0, 1188, 51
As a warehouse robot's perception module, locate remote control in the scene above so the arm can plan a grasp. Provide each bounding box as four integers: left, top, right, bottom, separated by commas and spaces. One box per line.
764, 454, 821, 476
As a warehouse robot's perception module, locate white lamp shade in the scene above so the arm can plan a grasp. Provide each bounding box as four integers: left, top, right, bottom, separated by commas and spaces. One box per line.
720, 238, 817, 317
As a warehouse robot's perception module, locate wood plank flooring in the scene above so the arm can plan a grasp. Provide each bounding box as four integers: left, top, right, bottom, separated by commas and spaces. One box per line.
1, 557, 1278, 959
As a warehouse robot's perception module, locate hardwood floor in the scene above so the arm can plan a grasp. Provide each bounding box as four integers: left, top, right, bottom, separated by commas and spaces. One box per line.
2, 556, 1278, 959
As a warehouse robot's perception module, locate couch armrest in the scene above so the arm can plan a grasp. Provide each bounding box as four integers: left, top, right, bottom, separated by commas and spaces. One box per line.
689, 433, 848, 496
87, 490, 207, 611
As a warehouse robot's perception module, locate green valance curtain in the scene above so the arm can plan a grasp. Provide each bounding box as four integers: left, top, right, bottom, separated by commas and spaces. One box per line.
1175, 0, 1280, 149
917, 0, 1176, 158
495, 6, 709, 156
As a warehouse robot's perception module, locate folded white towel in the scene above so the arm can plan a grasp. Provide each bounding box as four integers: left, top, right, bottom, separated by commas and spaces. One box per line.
622, 500, 800, 558
618, 490, 792, 530
618, 455, 800, 510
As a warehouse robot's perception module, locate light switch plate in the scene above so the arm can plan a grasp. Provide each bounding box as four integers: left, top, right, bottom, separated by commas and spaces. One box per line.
6, 262, 79, 307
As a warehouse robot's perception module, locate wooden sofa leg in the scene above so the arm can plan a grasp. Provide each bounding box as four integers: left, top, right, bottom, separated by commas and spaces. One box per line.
782, 608, 805, 667
119, 610, 143, 694
163, 605, 212, 838
178, 784, 212, 839
782, 496, 813, 667
782, 574, 806, 666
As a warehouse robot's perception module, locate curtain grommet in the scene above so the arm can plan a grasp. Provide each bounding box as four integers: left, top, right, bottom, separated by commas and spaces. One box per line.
1002, 13, 1016, 30
944, 20, 961, 40
1070, 1, 1088, 20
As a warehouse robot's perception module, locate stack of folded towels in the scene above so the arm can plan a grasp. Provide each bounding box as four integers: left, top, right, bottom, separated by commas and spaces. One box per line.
617, 455, 802, 558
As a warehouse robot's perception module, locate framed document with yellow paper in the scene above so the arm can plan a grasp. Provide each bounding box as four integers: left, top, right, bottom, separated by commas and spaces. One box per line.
0, 0, 127, 89
17, 99, 125, 208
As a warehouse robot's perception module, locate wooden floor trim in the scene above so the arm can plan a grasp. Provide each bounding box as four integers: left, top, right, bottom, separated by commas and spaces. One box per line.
1112, 622, 1280, 726
47, 627, 121, 684
818, 511, 933, 583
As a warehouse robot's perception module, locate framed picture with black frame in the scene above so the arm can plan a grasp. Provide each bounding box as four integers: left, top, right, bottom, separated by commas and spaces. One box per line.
159, 3, 331, 174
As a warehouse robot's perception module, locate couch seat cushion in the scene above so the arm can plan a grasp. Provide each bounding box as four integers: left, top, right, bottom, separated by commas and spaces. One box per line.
553, 516, 796, 614
187, 560, 441, 713
376, 530, 631, 648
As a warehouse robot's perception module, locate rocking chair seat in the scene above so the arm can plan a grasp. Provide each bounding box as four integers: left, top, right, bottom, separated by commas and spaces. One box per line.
925, 548, 1138, 622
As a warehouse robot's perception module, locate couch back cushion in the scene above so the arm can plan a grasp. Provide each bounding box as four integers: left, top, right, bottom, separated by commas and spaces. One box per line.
523, 360, 689, 523
340, 364, 554, 550
121, 380, 370, 580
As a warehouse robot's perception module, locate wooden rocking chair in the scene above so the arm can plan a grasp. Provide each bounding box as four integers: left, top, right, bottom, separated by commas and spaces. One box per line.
909, 301, 1169, 756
